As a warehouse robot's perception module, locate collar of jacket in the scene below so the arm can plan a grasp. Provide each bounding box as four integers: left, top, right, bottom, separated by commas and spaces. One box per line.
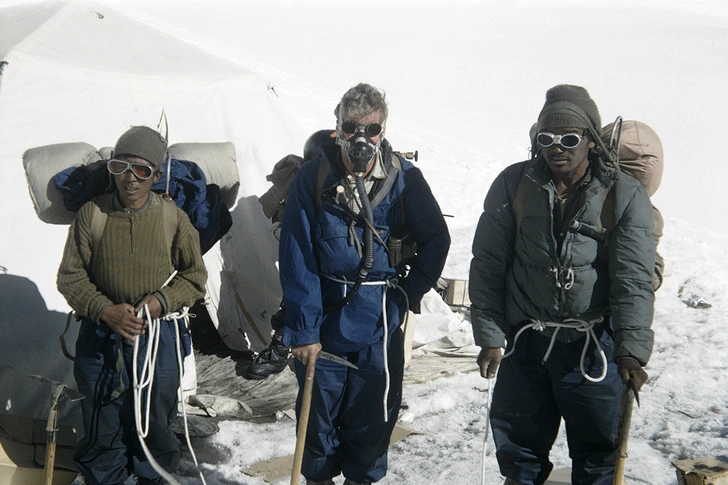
527, 154, 617, 192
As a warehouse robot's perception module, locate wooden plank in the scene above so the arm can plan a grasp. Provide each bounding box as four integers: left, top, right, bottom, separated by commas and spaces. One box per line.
674, 457, 728, 485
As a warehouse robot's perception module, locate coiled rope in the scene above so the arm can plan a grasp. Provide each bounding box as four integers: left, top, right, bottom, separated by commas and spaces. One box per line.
503, 316, 608, 383
133, 302, 208, 485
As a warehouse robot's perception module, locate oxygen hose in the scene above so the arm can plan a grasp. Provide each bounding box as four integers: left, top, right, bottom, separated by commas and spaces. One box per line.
324, 173, 374, 313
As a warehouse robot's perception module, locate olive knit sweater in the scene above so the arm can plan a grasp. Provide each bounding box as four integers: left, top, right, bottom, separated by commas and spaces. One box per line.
57, 192, 207, 321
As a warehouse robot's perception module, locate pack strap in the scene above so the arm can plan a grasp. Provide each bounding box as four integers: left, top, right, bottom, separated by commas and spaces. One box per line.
512, 160, 536, 236
90, 196, 178, 269
315, 153, 403, 213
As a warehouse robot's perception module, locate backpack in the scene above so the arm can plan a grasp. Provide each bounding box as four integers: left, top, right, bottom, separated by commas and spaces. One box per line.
515, 118, 665, 290
23, 141, 237, 254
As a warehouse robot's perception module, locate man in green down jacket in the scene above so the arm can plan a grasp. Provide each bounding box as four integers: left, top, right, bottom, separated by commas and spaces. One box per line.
469, 85, 654, 485
57, 126, 207, 485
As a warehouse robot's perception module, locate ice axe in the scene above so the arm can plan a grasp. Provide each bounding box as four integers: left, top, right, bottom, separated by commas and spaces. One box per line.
290, 356, 316, 485
613, 378, 639, 485
29, 375, 84, 485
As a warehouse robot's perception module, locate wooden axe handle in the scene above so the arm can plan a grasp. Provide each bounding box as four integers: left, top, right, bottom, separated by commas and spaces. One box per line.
290, 359, 316, 485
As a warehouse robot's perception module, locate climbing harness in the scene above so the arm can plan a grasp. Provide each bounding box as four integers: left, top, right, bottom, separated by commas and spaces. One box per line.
320, 275, 409, 422
503, 316, 608, 383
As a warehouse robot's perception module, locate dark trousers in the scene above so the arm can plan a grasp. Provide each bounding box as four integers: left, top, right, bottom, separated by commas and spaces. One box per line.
73, 319, 185, 485
490, 323, 622, 485
294, 328, 404, 484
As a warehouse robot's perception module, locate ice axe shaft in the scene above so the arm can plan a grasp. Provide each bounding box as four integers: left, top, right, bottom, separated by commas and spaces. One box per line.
613, 380, 638, 485
29, 376, 84, 485
290, 357, 316, 485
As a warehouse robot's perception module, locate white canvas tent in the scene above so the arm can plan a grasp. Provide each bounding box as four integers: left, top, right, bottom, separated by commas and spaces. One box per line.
0, 0, 301, 458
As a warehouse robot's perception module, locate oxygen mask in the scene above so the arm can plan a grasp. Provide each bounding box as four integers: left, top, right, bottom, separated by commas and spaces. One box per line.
338, 119, 382, 176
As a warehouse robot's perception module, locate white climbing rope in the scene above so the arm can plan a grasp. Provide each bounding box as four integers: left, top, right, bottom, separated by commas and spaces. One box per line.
320, 275, 409, 422
132, 302, 208, 485
503, 316, 608, 383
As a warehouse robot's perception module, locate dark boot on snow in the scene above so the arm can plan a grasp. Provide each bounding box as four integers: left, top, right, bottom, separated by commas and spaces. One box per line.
504, 479, 523, 485
344, 479, 371, 485
306, 480, 334, 485
246, 336, 290, 379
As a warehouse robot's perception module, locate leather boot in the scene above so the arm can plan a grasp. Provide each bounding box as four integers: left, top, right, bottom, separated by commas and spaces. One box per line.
306, 480, 334, 485
343, 479, 371, 485
504, 478, 523, 485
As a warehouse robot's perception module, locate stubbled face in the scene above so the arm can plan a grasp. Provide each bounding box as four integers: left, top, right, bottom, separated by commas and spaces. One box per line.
113, 156, 161, 210
541, 127, 595, 178
339, 111, 385, 176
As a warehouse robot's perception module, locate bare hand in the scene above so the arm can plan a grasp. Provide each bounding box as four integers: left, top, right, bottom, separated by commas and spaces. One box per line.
100, 303, 147, 341
292, 343, 322, 366
135, 294, 163, 319
477, 347, 503, 379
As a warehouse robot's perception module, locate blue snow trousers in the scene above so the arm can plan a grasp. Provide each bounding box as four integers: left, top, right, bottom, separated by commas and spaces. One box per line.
73, 318, 187, 485
294, 328, 404, 484
490, 321, 622, 485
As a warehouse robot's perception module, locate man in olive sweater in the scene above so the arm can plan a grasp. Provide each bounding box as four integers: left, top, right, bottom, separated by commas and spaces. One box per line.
57, 126, 207, 485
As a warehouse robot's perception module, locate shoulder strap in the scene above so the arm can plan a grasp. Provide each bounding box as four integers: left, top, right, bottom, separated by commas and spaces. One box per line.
512, 161, 534, 235
161, 199, 178, 268
315, 157, 329, 213
314, 153, 404, 214
90, 196, 177, 266
90, 202, 107, 252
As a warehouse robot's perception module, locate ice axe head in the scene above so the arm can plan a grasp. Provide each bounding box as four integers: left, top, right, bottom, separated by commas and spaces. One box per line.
28, 375, 85, 403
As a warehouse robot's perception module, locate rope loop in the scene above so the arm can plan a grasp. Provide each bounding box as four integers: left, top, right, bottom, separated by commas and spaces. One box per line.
503, 316, 608, 383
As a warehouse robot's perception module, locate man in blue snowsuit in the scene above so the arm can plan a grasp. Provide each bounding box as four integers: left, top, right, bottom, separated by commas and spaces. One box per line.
279, 83, 450, 485
469, 85, 654, 485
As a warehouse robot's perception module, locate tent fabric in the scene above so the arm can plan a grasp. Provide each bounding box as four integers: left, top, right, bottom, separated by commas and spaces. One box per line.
0, 0, 301, 351
0, 0, 303, 445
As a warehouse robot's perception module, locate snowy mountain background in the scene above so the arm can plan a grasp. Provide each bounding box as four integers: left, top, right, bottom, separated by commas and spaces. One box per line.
3, 0, 728, 483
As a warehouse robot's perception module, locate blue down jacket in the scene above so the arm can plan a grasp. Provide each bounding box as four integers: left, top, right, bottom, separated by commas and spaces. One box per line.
280, 141, 450, 353
469, 156, 655, 365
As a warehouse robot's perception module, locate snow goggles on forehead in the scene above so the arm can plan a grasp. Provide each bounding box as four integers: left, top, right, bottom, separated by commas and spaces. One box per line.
340, 120, 383, 137
107, 159, 155, 180
536, 131, 585, 149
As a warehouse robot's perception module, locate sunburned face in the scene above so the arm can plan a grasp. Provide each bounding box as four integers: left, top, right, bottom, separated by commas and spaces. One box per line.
540, 127, 595, 179
112, 156, 161, 210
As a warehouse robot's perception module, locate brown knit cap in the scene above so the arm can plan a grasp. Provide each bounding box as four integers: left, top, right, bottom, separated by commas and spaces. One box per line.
113, 126, 168, 167
537, 84, 602, 133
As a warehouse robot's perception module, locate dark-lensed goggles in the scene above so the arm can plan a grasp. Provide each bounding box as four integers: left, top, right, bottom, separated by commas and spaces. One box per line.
536, 131, 585, 149
341, 120, 383, 138
107, 159, 155, 180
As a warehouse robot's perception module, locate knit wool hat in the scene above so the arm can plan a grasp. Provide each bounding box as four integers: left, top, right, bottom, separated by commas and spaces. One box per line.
113, 126, 168, 167
537, 84, 602, 134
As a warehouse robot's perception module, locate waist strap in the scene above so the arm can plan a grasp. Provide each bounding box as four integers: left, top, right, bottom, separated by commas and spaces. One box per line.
503, 316, 608, 383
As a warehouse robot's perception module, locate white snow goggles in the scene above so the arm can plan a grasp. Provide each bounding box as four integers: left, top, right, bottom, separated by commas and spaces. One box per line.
107, 159, 155, 180
340, 120, 383, 138
536, 131, 585, 149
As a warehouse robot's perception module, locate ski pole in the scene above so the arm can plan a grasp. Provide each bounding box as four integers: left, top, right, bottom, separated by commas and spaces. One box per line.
613, 379, 638, 485
481, 378, 493, 485
291, 356, 317, 485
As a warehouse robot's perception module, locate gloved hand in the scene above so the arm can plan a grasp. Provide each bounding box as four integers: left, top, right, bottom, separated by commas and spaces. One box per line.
477, 348, 503, 379
617, 358, 649, 390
